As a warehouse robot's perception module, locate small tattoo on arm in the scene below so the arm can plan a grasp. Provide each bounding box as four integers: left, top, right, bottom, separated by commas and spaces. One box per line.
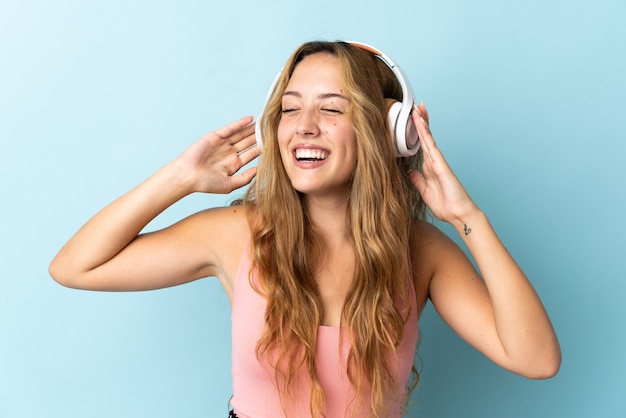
464, 224, 472, 236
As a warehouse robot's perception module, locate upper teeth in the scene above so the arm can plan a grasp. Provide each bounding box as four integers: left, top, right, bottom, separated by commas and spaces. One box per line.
295, 149, 328, 160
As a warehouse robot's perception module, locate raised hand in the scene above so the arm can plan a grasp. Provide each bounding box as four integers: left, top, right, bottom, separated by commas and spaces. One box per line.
49, 116, 261, 291
407, 103, 478, 225
175, 116, 260, 194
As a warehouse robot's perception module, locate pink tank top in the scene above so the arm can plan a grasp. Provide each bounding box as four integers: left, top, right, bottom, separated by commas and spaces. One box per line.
230, 246, 419, 418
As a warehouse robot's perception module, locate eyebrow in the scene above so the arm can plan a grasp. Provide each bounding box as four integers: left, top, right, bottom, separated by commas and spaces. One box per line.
282, 91, 350, 101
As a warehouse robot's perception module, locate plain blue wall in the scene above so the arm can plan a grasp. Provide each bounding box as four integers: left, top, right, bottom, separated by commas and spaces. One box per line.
1, 0, 624, 417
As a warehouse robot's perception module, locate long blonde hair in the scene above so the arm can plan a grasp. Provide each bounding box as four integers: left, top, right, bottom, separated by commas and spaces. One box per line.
242, 41, 425, 417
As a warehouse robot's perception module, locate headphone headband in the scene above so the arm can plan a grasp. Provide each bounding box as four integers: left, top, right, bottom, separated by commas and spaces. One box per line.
256, 41, 419, 157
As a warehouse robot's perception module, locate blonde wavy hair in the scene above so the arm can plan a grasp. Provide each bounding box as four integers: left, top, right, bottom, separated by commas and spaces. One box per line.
241, 41, 426, 417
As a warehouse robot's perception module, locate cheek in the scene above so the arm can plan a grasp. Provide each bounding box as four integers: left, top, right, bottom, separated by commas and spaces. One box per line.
324, 122, 337, 135
343, 128, 357, 151
276, 123, 288, 148
276, 125, 291, 160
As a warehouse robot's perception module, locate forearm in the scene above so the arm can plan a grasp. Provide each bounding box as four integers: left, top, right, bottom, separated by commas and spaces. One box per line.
451, 210, 561, 377
49, 161, 192, 286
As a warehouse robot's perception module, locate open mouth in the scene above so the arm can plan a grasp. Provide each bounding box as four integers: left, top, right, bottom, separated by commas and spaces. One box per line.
294, 149, 329, 162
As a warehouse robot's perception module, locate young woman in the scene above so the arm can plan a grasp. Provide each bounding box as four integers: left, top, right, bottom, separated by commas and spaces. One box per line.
50, 41, 561, 418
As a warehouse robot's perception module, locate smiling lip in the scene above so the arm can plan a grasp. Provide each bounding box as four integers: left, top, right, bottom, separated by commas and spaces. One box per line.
292, 146, 329, 168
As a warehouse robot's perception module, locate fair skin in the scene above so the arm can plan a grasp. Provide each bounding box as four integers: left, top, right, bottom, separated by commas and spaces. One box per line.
278, 53, 357, 201
278, 54, 358, 325
49, 52, 560, 380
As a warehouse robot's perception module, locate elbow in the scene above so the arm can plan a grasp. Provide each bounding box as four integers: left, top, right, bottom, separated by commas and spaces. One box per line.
48, 259, 67, 287
526, 359, 561, 380
536, 338, 562, 379
48, 257, 78, 289
537, 350, 562, 379
517, 346, 562, 380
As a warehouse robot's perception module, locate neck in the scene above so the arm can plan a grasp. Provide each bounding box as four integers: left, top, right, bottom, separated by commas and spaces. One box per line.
304, 194, 351, 247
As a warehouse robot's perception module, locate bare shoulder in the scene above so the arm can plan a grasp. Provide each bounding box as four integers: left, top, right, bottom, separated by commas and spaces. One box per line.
409, 219, 468, 312
187, 204, 251, 252
176, 205, 251, 297
185, 204, 250, 236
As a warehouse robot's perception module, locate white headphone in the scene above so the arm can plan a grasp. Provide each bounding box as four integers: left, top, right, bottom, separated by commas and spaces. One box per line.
255, 41, 420, 157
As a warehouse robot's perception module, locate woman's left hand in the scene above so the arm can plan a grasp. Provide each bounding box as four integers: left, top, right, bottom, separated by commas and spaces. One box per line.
407, 103, 478, 224
408, 104, 561, 379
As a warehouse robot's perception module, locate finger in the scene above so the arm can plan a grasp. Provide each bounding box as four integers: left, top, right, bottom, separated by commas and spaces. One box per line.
411, 101, 429, 123
229, 166, 257, 191
412, 108, 434, 158
214, 116, 255, 140
418, 101, 430, 123
228, 123, 257, 150
236, 121, 257, 141
233, 131, 259, 154
237, 142, 261, 166
221, 121, 256, 148
407, 169, 428, 196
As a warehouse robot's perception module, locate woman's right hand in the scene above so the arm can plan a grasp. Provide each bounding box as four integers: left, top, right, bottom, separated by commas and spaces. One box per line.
49, 116, 260, 291
175, 116, 259, 194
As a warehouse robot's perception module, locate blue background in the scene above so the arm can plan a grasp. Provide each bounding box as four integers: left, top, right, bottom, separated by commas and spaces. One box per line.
1, 0, 624, 417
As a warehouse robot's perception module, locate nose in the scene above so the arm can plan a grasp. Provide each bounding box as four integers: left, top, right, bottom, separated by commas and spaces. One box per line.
296, 109, 320, 137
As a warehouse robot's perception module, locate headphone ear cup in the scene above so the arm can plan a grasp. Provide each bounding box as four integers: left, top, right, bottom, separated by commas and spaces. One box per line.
386, 99, 420, 157
404, 113, 420, 155
386, 100, 403, 155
